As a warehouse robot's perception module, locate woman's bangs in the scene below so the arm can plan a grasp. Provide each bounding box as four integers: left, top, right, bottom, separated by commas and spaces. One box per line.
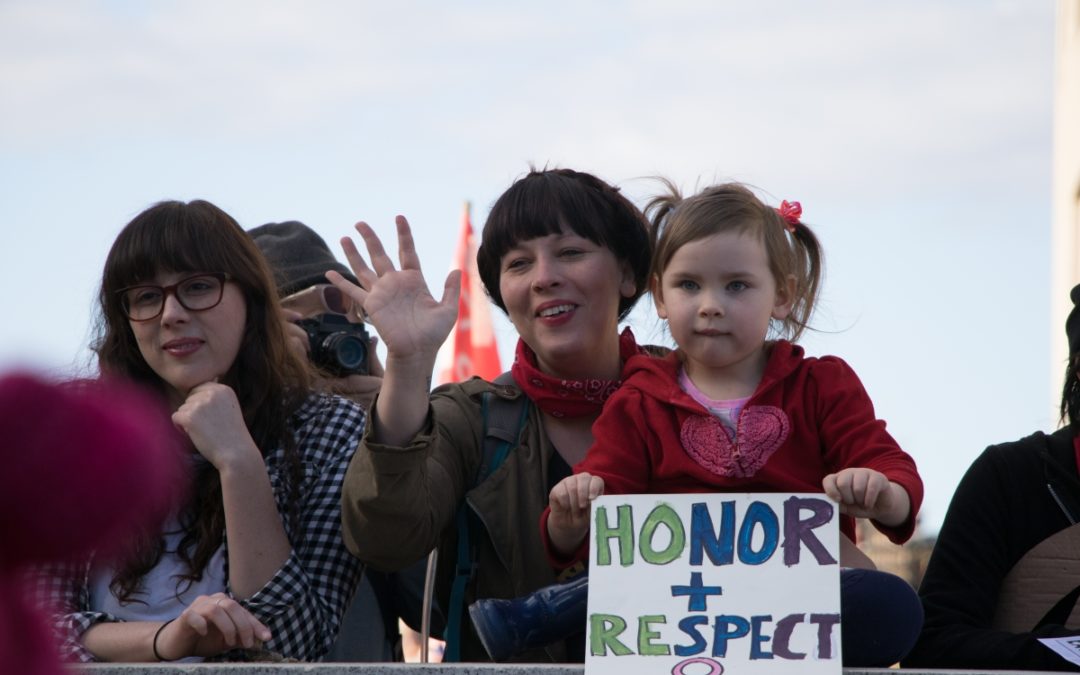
107, 209, 244, 290
486, 184, 610, 262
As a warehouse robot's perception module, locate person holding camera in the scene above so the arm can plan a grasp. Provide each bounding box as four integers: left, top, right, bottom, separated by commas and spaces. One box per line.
250, 221, 433, 662
35, 201, 365, 663
248, 222, 383, 409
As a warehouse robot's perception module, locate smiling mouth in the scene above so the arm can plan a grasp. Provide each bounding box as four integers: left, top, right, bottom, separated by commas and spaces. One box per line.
537, 304, 576, 318
163, 339, 203, 354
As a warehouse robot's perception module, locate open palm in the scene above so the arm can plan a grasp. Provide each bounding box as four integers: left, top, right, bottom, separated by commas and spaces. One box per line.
328, 216, 461, 362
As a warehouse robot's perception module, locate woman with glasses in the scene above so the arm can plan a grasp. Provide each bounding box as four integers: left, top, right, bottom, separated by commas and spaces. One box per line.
35, 200, 365, 663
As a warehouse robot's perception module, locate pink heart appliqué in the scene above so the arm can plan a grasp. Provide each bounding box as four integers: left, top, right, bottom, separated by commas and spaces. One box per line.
680, 406, 791, 478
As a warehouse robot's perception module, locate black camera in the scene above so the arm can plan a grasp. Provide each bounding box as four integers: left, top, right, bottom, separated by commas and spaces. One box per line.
295, 313, 370, 377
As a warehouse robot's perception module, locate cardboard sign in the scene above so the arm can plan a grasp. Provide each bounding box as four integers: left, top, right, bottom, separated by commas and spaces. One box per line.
586, 493, 841, 675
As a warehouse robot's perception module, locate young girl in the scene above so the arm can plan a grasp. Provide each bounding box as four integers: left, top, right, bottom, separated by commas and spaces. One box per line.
473, 182, 924, 666
548, 181, 922, 547
34, 200, 365, 663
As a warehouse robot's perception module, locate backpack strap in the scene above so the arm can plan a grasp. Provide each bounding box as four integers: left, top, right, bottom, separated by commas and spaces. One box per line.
443, 373, 530, 661
475, 372, 527, 483
443, 506, 474, 661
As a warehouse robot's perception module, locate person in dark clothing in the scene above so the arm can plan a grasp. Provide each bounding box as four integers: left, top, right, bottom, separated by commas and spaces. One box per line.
903, 284, 1080, 671
249, 221, 436, 661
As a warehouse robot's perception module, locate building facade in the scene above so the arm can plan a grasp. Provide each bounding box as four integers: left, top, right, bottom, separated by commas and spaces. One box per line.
1052, 0, 1080, 411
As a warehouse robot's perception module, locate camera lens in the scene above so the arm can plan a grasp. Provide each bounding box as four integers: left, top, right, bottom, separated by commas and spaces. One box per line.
322, 333, 367, 372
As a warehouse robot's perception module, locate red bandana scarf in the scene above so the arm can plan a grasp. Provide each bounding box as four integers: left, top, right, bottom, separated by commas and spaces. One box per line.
510, 327, 644, 419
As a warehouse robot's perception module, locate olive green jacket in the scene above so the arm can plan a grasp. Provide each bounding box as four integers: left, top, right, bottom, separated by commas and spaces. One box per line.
341, 376, 570, 662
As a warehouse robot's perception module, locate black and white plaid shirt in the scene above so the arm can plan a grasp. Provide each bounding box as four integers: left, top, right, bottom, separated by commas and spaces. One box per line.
32, 392, 366, 662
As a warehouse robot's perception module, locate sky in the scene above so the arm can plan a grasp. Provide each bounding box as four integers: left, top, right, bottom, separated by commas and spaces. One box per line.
0, 0, 1058, 536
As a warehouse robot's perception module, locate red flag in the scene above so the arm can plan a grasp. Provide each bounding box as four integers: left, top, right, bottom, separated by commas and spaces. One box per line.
435, 202, 502, 385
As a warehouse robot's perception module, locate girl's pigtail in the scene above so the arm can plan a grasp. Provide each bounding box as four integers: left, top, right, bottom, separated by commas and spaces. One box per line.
644, 178, 683, 279
775, 201, 823, 341
790, 221, 823, 338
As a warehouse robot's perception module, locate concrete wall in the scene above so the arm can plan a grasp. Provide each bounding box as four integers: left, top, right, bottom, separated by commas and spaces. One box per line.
70, 666, 1070, 675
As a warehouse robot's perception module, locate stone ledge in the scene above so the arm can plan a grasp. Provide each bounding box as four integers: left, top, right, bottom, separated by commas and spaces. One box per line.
70, 665, 1070, 675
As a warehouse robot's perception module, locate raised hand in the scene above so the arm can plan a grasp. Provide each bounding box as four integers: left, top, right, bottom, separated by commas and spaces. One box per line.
822, 467, 910, 527
547, 472, 605, 555
172, 385, 291, 600
327, 216, 461, 365
324, 216, 462, 446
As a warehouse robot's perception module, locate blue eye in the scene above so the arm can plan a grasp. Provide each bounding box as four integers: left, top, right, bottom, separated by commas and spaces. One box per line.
678, 280, 699, 291
728, 280, 748, 292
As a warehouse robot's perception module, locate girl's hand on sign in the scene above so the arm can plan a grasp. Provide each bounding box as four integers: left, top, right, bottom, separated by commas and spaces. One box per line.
822, 467, 910, 527
548, 472, 604, 554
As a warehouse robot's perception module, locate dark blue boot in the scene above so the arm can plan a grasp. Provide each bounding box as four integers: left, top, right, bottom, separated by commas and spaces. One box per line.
468, 574, 589, 661
840, 568, 924, 666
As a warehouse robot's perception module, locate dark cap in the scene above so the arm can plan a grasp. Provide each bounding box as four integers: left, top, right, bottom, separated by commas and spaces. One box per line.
1068, 284, 1080, 357
248, 221, 358, 298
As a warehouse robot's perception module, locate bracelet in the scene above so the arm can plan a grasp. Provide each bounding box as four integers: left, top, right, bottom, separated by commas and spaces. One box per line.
152, 619, 175, 662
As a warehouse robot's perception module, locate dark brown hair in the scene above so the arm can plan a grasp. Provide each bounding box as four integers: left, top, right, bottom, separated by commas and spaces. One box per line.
1061, 354, 1080, 428
1061, 286, 1080, 427
645, 180, 823, 341
476, 168, 651, 321
94, 199, 311, 602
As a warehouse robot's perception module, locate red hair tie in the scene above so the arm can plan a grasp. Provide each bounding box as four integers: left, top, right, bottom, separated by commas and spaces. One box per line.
778, 200, 802, 233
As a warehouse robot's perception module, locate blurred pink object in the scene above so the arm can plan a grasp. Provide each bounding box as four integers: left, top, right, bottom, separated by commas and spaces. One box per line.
0, 372, 184, 675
